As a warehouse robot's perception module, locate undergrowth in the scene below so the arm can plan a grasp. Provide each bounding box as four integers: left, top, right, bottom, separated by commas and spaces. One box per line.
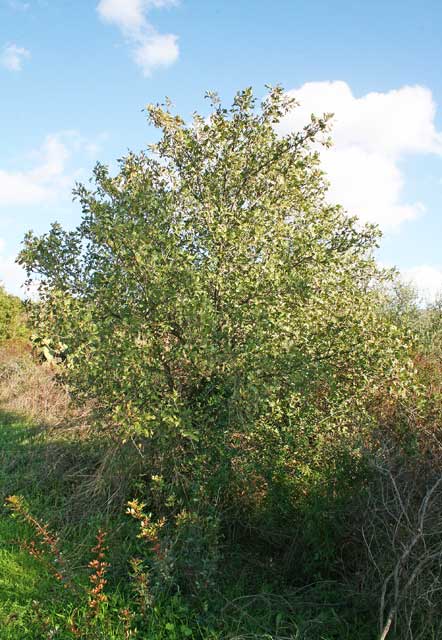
2, 334, 442, 639
0, 343, 375, 639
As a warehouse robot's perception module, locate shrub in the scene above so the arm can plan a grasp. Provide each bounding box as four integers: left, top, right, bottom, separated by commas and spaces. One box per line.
0, 285, 27, 343
18, 87, 413, 566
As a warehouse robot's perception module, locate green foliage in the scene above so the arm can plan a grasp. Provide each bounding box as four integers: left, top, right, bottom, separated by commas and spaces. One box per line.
19, 86, 410, 441
18, 87, 415, 606
127, 499, 220, 598
381, 276, 442, 357
0, 286, 27, 342
13, 72, 442, 639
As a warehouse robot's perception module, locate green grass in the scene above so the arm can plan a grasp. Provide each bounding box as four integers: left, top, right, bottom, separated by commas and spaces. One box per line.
0, 519, 52, 607
0, 412, 126, 638
0, 414, 58, 637
0, 410, 375, 639
0, 411, 218, 639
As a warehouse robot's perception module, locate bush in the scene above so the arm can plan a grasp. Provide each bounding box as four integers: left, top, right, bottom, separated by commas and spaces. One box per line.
0, 285, 27, 343
18, 87, 414, 581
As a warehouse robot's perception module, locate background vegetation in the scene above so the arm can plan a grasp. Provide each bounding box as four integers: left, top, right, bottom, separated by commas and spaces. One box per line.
0, 286, 27, 343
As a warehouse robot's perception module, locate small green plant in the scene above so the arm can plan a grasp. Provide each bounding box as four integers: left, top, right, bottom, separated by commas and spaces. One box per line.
127, 499, 220, 598
87, 529, 110, 619
4, 496, 132, 639
3, 495, 219, 639
5, 495, 75, 590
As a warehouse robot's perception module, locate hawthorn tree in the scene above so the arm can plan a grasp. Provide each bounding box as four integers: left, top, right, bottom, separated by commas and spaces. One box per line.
19, 87, 412, 517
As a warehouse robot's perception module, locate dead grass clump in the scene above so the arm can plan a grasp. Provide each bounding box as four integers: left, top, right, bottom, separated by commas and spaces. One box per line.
0, 339, 143, 524
360, 447, 442, 640
0, 339, 71, 426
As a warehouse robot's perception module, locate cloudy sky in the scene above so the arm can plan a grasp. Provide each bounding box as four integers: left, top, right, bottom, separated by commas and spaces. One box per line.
1, 0, 442, 298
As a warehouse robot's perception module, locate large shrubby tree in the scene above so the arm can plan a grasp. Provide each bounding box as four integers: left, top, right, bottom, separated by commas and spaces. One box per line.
19, 87, 412, 525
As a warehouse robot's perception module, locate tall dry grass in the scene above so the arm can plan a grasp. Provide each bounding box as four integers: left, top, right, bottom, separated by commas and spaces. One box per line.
0, 339, 76, 426
0, 339, 142, 520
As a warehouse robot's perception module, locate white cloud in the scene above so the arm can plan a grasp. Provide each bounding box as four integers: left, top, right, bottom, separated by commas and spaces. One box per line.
1, 43, 30, 71
0, 131, 103, 208
402, 265, 442, 302
97, 0, 179, 76
0, 134, 72, 207
0, 130, 107, 294
133, 32, 178, 71
278, 81, 442, 230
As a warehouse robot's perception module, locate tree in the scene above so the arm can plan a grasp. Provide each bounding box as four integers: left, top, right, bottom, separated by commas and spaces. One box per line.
19, 87, 412, 520
0, 284, 27, 342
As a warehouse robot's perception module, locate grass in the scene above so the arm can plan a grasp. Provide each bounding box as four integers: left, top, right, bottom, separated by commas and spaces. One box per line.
0, 410, 220, 639
0, 410, 136, 638
0, 410, 369, 639
0, 413, 58, 637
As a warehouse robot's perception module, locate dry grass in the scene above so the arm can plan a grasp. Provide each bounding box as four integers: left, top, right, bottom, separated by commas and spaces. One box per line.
0, 339, 75, 426
359, 448, 442, 640
0, 339, 143, 523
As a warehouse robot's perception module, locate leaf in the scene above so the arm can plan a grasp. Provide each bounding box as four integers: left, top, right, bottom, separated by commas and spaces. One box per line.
180, 625, 193, 637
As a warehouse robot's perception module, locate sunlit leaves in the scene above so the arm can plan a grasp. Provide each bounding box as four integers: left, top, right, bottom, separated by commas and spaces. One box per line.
18, 87, 411, 492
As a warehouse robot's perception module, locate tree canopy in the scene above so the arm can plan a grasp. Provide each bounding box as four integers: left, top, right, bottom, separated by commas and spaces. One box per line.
19, 87, 412, 504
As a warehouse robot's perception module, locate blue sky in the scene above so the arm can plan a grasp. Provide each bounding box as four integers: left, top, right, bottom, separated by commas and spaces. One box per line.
1, 0, 442, 297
